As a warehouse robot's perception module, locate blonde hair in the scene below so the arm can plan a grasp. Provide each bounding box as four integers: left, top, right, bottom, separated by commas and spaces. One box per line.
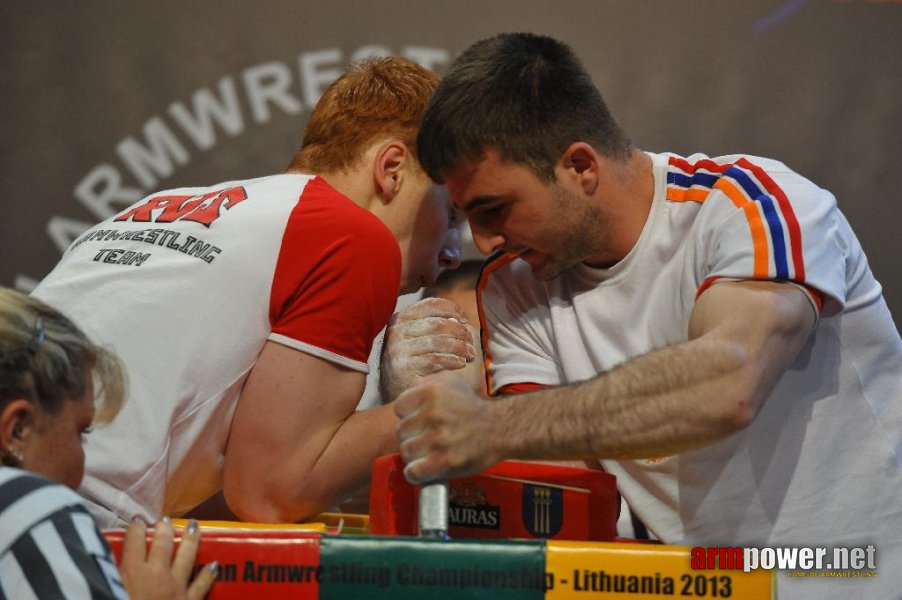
0, 287, 124, 424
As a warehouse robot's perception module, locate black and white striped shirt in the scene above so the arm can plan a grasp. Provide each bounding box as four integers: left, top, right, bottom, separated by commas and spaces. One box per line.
0, 468, 127, 599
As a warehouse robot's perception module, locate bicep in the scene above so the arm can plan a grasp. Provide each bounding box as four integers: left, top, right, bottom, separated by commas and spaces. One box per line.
689, 280, 817, 397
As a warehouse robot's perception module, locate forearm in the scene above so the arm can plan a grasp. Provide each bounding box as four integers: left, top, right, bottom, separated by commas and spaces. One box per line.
226, 404, 398, 523
295, 404, 399, 513
494, 336, 755, 461
397, 281, 817, 484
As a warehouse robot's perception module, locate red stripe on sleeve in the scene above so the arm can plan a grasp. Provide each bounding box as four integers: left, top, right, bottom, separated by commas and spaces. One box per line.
736, 158, 806, 282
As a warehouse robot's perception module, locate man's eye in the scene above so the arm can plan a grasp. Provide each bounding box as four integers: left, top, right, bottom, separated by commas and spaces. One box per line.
481, 204, 505, 218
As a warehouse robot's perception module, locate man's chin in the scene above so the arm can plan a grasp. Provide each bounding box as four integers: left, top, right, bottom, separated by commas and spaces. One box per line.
530, 257, 580, 282
519, 252, 563, 281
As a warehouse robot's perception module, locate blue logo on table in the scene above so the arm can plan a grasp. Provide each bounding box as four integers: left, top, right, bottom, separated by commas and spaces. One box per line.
523, 485, 563, 538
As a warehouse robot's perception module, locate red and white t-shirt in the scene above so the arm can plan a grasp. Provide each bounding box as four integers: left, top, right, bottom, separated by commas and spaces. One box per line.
34, 174, 401, 526
478, 154, 902, 587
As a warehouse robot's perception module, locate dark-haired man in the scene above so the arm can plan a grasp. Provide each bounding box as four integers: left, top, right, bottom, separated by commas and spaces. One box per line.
391, 33, 901, 598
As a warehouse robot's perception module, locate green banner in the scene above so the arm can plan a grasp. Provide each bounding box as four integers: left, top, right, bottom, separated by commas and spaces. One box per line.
319, 535, 546, 599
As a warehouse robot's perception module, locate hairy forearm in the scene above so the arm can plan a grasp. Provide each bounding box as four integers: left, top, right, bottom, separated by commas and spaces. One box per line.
397, 281, 816, 484
495, 337, 756, 461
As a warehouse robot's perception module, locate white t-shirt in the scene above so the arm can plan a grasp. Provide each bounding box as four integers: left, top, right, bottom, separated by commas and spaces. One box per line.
33, 174, 401, 526
479, 153, 902, 595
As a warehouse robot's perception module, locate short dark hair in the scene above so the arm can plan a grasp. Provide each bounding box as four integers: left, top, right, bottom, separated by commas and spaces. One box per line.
418, 32, 632, 183
423, 260, 484, 298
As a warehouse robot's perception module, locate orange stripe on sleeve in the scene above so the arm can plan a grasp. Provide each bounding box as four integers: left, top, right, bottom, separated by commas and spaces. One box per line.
715, 178, 771, 279
666, 186, 711, 204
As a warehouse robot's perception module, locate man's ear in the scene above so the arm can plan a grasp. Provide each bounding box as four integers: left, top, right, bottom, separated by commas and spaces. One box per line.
373, 141, 409, 204
0, 399, 34, 452
559, 142, 599, 195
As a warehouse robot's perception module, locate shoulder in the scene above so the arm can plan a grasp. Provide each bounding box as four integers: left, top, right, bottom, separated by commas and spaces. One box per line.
663, 152, 836, 223
0, 468, 83, 506
292, 176, 399, 246
0, 469, 124, 599
282, 177, 402, 277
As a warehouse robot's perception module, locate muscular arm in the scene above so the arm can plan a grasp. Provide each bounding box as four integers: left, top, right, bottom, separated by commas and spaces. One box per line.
396, 280, 817, 482
223, 342, 399, 522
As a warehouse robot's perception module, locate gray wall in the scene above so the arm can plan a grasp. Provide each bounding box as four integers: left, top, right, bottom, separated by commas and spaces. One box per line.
3, 1, 900, 328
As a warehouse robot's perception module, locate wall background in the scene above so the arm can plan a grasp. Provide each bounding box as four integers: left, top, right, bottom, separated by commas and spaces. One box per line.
3, 0, 900, 330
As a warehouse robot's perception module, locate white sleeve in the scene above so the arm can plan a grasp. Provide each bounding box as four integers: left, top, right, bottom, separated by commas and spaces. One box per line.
692, 158, 848, 316
477, 255, 561, 396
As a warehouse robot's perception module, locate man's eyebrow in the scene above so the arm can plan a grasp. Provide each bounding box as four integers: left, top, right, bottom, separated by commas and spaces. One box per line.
462, 195, 500, 212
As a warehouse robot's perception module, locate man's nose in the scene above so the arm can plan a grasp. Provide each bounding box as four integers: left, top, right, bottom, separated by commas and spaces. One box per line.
438, 230, 462, 270
471, 228, 506, 256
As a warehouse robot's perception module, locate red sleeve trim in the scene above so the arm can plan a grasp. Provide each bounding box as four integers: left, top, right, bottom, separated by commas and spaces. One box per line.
476, 252, 522, 396
495, 382, 549, 396
695, 275, 725, 300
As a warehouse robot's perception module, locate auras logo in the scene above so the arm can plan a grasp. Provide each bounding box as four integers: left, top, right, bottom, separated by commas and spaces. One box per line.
113, 186, 248, 227
448, 482, 501, 530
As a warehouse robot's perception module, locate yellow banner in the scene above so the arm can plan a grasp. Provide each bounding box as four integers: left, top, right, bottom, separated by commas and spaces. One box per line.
545, 541, 774, 599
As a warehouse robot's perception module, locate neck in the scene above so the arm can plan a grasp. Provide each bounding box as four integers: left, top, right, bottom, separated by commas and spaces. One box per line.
285, 166, 376, 211
583, 149, 655, 268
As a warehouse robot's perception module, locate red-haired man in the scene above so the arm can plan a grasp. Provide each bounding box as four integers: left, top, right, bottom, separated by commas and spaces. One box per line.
34, 57, 474, 525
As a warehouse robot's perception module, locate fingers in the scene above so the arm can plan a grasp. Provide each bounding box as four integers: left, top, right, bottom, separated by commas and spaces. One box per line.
147, 517, 176, 567
394, 383, 427, 420
388, 318, 475, 356
119, 516, 218, 600
170, 519, 200, 585
187, 561, 219, 600
400, 429, 475, 485
121, 517, 148, 571
394, 376, 456, 475
395, 374, 500, 485
395, 297, 469, 322
400, 316, 474, 341
404, 455, 440, 485
395, 334, 474, 360
394, 349, 473, 375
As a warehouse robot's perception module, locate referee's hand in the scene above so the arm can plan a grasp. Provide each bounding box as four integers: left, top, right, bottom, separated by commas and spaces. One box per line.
119, 517, 218, 600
